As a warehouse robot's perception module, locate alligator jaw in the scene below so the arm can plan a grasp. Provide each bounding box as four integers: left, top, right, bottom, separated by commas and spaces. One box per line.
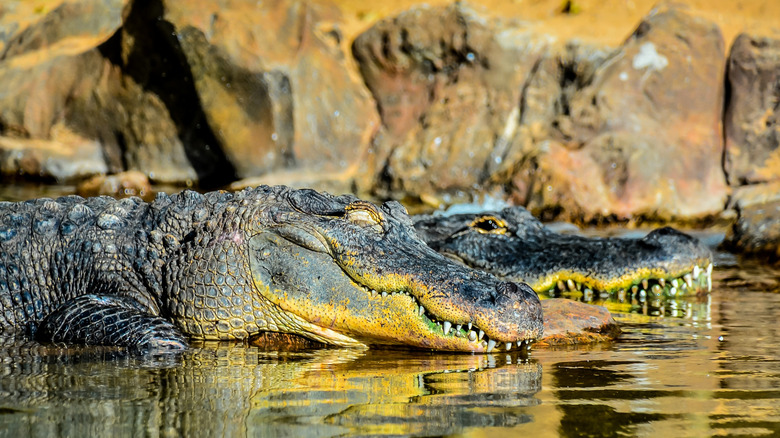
534, 261, 714, 301
248, 232, 541, 353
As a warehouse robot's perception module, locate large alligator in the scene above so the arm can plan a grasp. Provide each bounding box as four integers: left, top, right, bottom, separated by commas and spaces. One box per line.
0, 186, 542, 354
414, 206, 713, 302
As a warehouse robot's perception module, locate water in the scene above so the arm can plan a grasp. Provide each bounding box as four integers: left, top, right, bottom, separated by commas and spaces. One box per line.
0, 252, 777, 437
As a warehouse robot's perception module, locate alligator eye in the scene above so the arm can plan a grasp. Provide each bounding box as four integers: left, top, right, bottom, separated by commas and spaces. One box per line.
345, 201, 384, 232
469, 216, 507, 235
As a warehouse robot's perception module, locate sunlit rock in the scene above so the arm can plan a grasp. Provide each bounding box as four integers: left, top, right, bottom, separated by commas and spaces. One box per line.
724, 32, 780, 186
521, 5, 728, 222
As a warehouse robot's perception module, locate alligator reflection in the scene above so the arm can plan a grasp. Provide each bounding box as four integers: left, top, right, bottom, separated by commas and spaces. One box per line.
0, 339, 541, 437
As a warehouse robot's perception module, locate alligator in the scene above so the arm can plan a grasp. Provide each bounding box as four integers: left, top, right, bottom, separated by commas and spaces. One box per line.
414, 206, 713, 302
0, 186, 542, 354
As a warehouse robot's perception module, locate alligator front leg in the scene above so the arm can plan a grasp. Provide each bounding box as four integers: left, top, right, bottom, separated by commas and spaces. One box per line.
34, 294, 187, 353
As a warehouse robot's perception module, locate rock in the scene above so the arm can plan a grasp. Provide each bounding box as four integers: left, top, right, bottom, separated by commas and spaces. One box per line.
0, 1, 124, 181
518, 5, 728, 222
537, 298, 620, 346
722, 199, 780, 261
162, 0, 379, 188
76, 170, 152, 199
724, 32, 780, 186
0, 0, 220, 184
0, 126, 107, 181
352, 3, 549, 198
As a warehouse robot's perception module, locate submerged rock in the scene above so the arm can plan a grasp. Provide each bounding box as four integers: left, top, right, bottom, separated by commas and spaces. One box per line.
538, 299, 620, 346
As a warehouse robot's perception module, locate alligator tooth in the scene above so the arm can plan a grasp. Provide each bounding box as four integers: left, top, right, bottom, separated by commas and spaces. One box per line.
468, 323, 472, 330
468, 331, 477, 341
372, 290, 377, 297
419, 305, 425, 316
651, 284, 661, 295
631, 285, 639, 294
517, 340, 523, 347
659, 278, 666, 288
684, 274, 693, 289
478, 330, 485, 340
567, 279, 575, 291
382, 291, 388, 298
642, 279, 649, 290
671, 278, 679, 288
707, 263, 713, 292
557, 280, 565, 291
443, 321, 452, 335
583, 289, 593, 301
693, 265, 701, 279
487, 339, 496, 353
505, 342, 512, 351
455, 324, 461, 333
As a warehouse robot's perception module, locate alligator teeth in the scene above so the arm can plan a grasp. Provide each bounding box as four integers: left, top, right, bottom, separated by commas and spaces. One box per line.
468, 323, 472, 330
478, 330, 485, 340
693, 265, 700, 279
372, 290, 377, 297
658, 278, 666, 288
505, 342, 512, 351
670, 286, 677, 296
468, 330, 477, 341
567, 279, 576, 291
455, 324, 461, 333
381, 291, 388, 298
707, 263, 713, 292
487, 339, 496, 353
419, 305, 425, 316
642, 279, 649, 290
671, 278, 679, 288
684, 274, 693, 289
443, 321, 452, 335
557, 280, 565, 291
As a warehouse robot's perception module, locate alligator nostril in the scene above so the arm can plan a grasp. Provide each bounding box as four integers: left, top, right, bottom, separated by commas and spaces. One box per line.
496, 281, 519, 295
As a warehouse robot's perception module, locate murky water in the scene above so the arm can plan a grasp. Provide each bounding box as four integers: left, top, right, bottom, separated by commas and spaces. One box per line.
1, 250, 778, 437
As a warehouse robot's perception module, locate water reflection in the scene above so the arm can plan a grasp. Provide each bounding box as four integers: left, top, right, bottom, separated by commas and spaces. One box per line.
0, 339, 542, 437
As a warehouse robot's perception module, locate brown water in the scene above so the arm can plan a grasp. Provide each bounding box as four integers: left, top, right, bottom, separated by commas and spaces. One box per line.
0, 248, 778, 437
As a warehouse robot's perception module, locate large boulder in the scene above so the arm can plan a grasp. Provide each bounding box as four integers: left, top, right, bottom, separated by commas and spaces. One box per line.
724, 32, 780, 186
519, 6, 728, 222
162, 0, 380, 188
352, 3, 550, 199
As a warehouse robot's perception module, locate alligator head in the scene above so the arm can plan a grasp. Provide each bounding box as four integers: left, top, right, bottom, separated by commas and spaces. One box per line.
233, 188, 542, 353
414, 206, 713, 300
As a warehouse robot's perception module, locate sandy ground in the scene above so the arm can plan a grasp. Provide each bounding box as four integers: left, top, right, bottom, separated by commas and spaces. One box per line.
333, 0, 780, 48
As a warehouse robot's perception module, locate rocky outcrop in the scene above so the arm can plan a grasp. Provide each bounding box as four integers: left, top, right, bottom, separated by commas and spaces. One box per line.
0, 0, 378, 189
1, 0, 779, 233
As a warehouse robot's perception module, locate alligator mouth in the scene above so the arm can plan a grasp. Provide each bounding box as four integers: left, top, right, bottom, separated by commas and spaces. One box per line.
534, 262, 713, 302
353, 283, 532, 353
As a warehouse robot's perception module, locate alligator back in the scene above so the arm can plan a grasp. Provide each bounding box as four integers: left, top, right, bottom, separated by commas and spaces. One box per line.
0, 196, 160, 331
